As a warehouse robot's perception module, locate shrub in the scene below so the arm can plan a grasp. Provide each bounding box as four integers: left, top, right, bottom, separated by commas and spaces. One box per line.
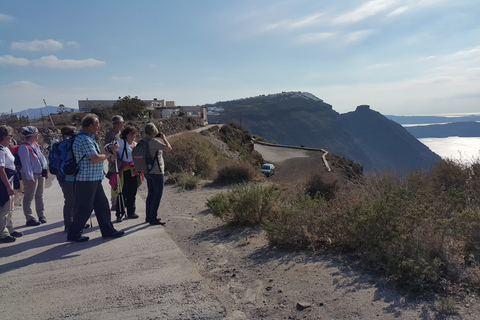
215, 161, 256, 184
305, 173, 338, 200
164, 132, 219, 178
206, 183, 279, 225
174, 172, 201, 190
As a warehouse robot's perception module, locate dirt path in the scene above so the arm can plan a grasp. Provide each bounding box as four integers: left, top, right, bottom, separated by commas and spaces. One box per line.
136, 183, 480, 319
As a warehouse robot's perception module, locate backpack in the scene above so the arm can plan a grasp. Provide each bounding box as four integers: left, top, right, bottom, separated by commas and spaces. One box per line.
47, 140, 61, 175
60, 134, 87, 177
132, 138, 158, 174
9, 142, 37, 170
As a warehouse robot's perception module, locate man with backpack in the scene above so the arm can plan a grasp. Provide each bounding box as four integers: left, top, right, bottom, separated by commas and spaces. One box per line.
19, 126, 48, 227
67, 114, 124, 242
55, 126, 77, 232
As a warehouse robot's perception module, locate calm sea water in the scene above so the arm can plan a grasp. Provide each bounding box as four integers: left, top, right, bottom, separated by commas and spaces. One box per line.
419, 137, 480, 162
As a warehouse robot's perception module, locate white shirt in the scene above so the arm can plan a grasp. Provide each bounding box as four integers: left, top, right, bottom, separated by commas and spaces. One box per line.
115, 139, 136, 162
0, 144, 16, 171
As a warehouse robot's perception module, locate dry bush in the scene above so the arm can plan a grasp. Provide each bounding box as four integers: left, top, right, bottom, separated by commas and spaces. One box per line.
164, 132, 219, 179
304, 173, 338, 200
214, 160, 257, 184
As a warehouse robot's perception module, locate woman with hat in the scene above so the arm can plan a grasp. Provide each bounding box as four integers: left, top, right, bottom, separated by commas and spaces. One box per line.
19, 126, 48, 226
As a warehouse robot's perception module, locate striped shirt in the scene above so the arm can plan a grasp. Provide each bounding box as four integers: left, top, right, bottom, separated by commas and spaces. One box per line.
73, 130, 104, 181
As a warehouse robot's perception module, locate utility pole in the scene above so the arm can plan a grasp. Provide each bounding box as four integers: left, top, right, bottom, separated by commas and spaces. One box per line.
43, 99, 56, 128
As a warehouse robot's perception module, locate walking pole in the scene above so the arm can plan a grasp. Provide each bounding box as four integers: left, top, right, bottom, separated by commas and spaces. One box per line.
115, 156, 126, 220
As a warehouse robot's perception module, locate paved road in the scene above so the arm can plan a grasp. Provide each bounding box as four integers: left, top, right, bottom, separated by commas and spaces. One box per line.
0, 172, 225, 319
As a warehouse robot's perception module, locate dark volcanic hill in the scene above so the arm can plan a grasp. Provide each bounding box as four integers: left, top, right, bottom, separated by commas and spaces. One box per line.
208, 92, 442, 173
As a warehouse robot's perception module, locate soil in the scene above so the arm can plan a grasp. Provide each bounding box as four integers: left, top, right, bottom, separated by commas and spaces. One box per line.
137, 183, 480, 320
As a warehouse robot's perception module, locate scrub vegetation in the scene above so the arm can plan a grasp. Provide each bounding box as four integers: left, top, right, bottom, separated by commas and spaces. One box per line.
206, 159, 480, 294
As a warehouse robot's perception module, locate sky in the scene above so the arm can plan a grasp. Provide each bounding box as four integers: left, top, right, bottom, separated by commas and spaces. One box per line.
1, 0, 479, 116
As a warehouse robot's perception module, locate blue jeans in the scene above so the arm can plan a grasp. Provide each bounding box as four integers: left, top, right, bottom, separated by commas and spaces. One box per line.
145, 174, 164, 222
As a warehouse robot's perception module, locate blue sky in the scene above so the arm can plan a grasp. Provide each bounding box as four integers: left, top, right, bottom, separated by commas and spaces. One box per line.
1, 0, 479, 116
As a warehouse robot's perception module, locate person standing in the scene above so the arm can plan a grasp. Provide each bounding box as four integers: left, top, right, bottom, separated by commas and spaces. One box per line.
56, 126, 77, 232
142, 123, 172, 225
19, 126, 48, 227
112, 126, 143, 222
67, 114, 124, 242
0, 125, 23, 243
104, 115, 124, 211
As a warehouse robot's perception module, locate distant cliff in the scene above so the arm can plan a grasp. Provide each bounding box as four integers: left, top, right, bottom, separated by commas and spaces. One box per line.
208, 92, 442, 173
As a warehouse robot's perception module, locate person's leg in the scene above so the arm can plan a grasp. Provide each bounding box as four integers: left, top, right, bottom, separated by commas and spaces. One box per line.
59, 180, 75, 231
92, 181, 117, 237
5, 194, 16, 234
149, 174, 164, 222
67, 181, 95, 241
21, 172, 36, 221
124, 172, 137, 218
0, 200, 10, 238
145, 174, 155, 222
34, 175, 46, 221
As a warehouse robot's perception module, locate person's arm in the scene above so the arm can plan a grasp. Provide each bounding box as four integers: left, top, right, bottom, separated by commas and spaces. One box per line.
89, 144, 118, 164
157, 133, 172, 152
0, 166, 14, 196
18, 144, 35, 183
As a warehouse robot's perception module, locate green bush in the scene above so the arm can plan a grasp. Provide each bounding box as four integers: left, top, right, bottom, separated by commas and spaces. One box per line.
174, 173, 201, 190
206, 183, 279, 225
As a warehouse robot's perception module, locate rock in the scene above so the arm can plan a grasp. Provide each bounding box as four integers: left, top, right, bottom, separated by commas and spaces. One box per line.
296, 301, 312, 309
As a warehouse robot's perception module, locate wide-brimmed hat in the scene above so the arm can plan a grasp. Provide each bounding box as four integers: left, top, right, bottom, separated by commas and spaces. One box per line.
22, 126, 39, 137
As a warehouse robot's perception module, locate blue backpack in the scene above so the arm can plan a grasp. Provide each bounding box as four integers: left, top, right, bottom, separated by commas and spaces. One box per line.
47, 140, 61, 175
59, 133, 86, 178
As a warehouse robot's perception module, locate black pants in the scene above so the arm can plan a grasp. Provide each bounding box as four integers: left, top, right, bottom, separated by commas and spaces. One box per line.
116, 169, 138, 218
67, 180, 116, 240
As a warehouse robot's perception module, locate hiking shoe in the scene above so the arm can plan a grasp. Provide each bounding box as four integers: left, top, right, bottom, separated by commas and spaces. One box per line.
149, 220, 166, 226
10, 231, 23, 238
103, 230, 125, 239
26, 219, 41, 226
127, 214, 139, 219
0, 235, 16, 243
67, 236, 89, 243
39, 217, 47, 224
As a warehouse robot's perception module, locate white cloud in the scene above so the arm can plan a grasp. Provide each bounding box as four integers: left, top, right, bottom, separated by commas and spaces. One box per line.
345, 30, 374, 43
0, 55, 30, 66
31, 55, 106, 68
1, 55, 105, 68
333, 0, 398, 24
388, 6, 409, 16
0, 13, 14, 22
297, 32, 335, 44
11, 39, 63, 51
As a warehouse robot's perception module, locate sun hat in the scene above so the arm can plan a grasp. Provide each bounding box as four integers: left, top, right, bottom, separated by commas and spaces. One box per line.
22, 126, 39, 137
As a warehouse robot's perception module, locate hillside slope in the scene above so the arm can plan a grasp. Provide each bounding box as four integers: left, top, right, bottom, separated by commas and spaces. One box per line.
208, 92, 442, 173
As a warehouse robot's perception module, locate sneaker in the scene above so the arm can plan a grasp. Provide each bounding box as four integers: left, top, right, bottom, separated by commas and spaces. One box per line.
67, 236, 89, 243
0, 235, 16, 243
103, 230, 125, 239
149, 220, 166, 226
127, 214, 139, 219
10, 231, 23, 238
39, 217, 47, 224
26, 219, 41, 226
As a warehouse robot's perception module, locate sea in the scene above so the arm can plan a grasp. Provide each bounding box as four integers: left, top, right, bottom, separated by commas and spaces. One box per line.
420, 137, 480, 163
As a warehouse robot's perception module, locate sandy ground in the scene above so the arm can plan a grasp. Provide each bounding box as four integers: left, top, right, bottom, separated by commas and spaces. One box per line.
139, 182, 480, 320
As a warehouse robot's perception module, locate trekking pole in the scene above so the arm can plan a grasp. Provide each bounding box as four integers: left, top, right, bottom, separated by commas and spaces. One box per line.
115, 156, 126, 219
